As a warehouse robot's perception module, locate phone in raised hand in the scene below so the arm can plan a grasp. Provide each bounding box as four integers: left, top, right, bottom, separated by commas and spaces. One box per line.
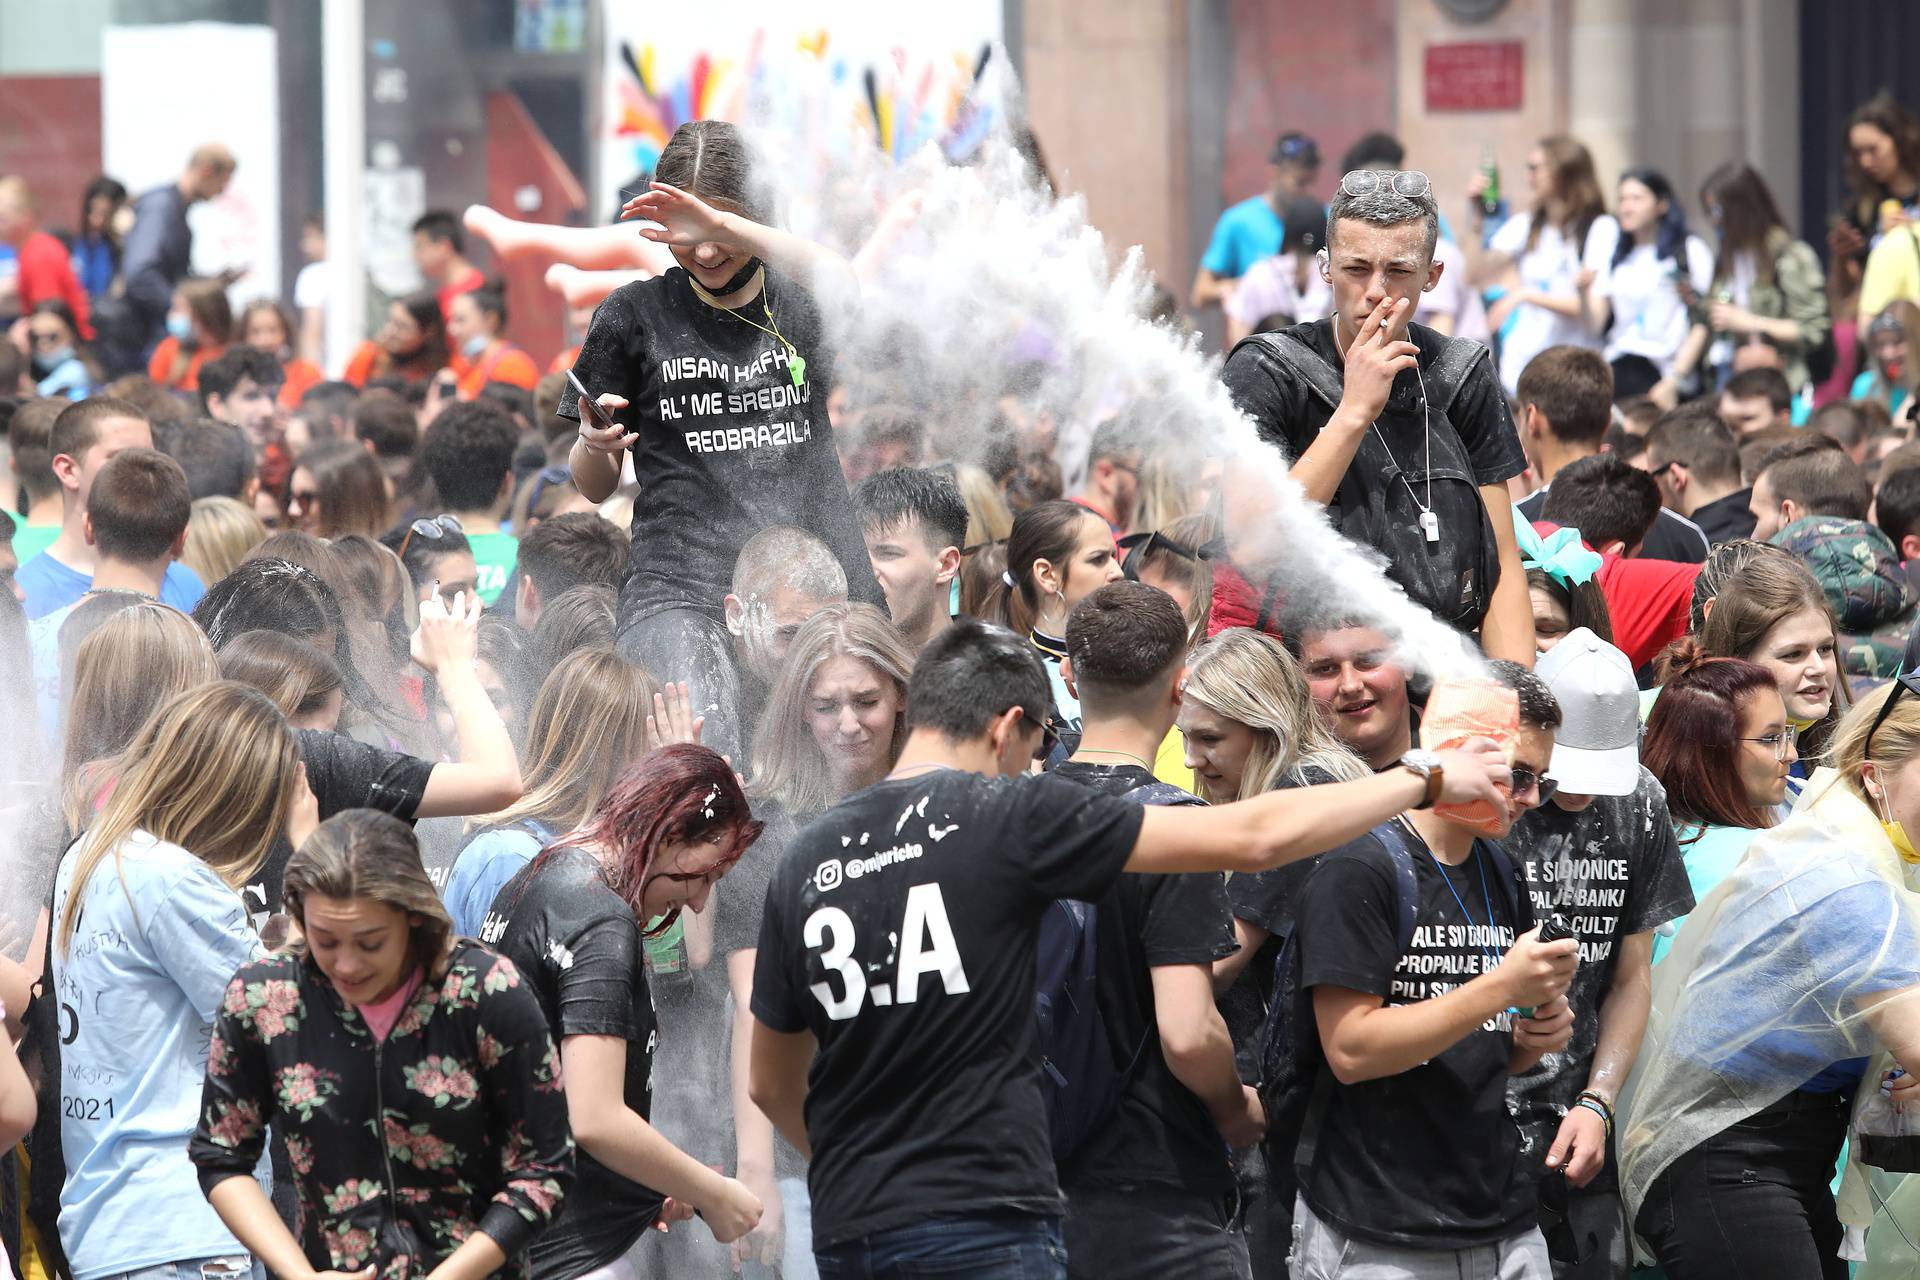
567, 369, 616, 432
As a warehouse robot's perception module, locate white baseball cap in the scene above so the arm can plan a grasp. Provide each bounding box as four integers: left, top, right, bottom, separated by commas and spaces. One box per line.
1535, 627, 1640, 797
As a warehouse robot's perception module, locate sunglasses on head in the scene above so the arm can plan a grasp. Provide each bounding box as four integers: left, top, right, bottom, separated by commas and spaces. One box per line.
397, 513, 463, 561
1866, 671, 1920, 759
1118, 529, 1206, 581
1340, 169, 1432, 199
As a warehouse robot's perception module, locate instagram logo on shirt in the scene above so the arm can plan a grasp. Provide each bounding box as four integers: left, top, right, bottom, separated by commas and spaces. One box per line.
815, 859, 844, 892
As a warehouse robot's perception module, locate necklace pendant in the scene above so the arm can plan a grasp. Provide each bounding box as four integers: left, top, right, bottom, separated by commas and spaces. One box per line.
1420, 509, 1440, 543
789, 354, 806, 387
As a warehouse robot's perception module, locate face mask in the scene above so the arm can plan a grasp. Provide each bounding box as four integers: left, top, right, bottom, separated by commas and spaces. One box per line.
461, 332, 490, 358
32, 347, 73, 376
1871, 778, 1920, 863
714, 256, 763, 296
166, 313, 193, 342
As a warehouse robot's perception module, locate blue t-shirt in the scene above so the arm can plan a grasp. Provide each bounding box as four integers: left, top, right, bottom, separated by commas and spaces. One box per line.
52, 828, 265, 1280
1202, 196, 1285, 279
28, 601, 73, 742
18, 551, 204, 621
447, 825, 546, 940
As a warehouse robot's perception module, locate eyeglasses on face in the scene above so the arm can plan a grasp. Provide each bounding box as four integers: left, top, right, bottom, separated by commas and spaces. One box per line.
1739, 729, 1798, 762
1340, 169, 1432, 199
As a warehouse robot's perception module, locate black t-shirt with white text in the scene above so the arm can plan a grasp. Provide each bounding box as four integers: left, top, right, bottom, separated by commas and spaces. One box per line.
1503, 769, 1694, 1186
750, 771, 1145, 1249
1049, 762, 1239, 1195
557, 267, 881, 628
1292, 826, 1537, 1249
486, 846, 664, 1280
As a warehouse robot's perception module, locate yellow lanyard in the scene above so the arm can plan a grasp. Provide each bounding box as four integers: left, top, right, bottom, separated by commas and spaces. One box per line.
689, 268, 806, 387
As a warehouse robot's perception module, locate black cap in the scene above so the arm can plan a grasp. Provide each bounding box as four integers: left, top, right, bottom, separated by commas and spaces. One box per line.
1271, 131, 1321, 167
1279, 197, 1328, 255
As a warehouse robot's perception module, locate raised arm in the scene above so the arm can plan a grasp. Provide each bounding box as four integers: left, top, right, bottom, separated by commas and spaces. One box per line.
622, 183, 859, 314
412, 594, 523, 819
1125, 740, 1509, 876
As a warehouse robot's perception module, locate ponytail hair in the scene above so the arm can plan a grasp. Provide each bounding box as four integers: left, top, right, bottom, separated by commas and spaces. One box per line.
654, 120, 777, 227
982, 499, 1094, 636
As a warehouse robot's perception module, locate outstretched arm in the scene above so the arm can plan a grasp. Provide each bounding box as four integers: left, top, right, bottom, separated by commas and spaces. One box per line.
622, 184, 858, 312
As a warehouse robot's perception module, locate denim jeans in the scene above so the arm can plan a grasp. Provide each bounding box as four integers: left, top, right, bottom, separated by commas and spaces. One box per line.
1062, 1183, 1249, 1280
815, 1213, 1067, 1280
781, 1174, 821, 1280
1291, 1197, 1553, 1280
94, 1256, 255, 1280
1634, 1088, 1850, 1280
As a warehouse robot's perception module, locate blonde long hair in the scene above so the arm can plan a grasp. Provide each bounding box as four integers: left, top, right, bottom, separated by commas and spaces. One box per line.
1183, 628, 1369, 799
478, 648, 658, 835
61, 603, 219, 831
182, 496, 268, 588
752, 603, 913, 818
1829, 681, 1920, 806
57, 681, 299, 956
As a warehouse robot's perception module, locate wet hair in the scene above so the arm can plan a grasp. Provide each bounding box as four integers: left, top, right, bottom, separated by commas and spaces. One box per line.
61, 603, 219, 829
485, 649, 659, 836
985, 499, 1103, 635
1485, 659, 1563, 731
1758, 439, 1871, 522
1516, 345, 1612, 445
199, 346, 283, 410
1182, 628, 1369, 800
285, 809, 455, 971
906, 617, 1052, 743
654, 120, 776, 225
50, 395, 147, 465
1701, 162, 1791, 286
855, 466, 969, 553
218, 629, 345, 723
182, 495, 268, 587
1645, 402, 1741, 490
752, 603, 913, 817
516, 512, 627, 606
411, 210, 464, 253
1527, 135, 1606, 253
519, 584, 616, 692
1642, 642, 1782, 830
328, 533, 415, 660
525, 744, 762, 938
88, 447, 190, 563
59, 681, 298, 956
1065, 581, 1189, 717
195, 556, 347, 652
158, 417, 256, 500
1539, 453, 1662, 551
421, 399, 518, 514
296, 437, 394, 537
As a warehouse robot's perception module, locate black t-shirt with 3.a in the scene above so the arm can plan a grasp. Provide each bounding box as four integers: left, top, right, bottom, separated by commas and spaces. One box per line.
1503, 769, 1693, 1188
750, 771, 1146, 1249
486, 846, 663, 1280
1292, 826, 1537, 1250
557, 267, 880, 628
1049, 762, 1239, 1196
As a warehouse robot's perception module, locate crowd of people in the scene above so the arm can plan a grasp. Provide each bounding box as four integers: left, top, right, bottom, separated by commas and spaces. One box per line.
2, 82, 1920, 1280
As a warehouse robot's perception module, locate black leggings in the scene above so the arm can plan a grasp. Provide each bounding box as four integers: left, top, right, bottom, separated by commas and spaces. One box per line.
1635, 1089, 1851, 1280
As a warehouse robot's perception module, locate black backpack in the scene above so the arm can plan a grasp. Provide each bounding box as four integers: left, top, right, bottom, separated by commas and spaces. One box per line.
1036, 780, 1201, 1163
1255, 822, 1525, 1183
1248, 327, 1503, 631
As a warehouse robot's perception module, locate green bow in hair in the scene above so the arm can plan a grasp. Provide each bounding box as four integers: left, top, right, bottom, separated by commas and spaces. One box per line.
1513, 510, 1603, 587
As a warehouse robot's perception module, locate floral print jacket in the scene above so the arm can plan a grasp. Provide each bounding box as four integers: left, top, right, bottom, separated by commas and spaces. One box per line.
189, 942, 574, 1280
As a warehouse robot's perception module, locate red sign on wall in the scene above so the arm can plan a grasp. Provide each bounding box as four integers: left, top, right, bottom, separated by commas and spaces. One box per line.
1424, 41, 1524, 112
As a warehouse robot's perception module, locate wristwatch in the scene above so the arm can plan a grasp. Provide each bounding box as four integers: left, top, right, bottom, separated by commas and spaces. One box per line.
1399, 749, 1445, 810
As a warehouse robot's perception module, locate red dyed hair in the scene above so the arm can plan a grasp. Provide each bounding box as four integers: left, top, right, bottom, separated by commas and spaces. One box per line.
1642, 641, 1781, 832
532, 742, 763, 936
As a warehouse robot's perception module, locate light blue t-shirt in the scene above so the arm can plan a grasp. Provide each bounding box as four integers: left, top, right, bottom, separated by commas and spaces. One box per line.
1652, 821, 1762, 965
446, 826, 545, 940
18, 551, 204, 621
28, 601, 73, 742
52, 828, 265, 1280
1202, 195, 1286, 279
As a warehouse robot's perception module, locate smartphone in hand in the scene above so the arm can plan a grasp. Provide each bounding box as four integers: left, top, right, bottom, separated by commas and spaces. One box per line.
567, 369, 616, 431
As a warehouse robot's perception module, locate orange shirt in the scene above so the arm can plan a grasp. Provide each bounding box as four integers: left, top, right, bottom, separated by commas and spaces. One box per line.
344, 341, 440, 389
147, 337, 228, 391
549, 344, 581, 375
453, 341, 539, 398
278, 357, 324, 408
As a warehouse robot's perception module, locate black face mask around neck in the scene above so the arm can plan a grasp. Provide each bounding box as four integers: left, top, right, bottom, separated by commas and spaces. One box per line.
711, 256, 764, 298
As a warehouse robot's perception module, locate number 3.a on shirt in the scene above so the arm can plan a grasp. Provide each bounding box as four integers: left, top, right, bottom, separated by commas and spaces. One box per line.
804, 883, 971, 1021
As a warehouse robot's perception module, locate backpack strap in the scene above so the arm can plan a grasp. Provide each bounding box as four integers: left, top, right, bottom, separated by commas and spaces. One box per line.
1251, 329, 1349, 413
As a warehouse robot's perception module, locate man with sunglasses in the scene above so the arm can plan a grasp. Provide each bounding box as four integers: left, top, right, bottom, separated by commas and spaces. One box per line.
1504, 629, 1693, 1279
1192, 131, 1322, 317
1219, 169, 1535, 664
1643, 402, 1755, 546
1283, 658, 1575, 1279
